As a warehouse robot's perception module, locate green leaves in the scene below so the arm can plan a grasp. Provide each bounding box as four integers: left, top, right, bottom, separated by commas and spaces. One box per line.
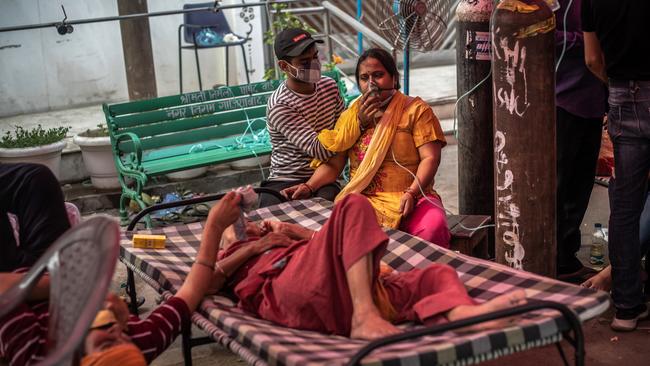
262, 3, 316, 45
0, 124, 70, 148
261, 3, 317, 81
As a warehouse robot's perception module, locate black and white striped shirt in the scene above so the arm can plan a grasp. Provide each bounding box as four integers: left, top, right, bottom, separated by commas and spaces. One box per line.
266, 76, 345, 180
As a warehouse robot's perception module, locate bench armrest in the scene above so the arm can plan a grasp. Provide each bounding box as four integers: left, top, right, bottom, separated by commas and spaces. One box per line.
113, 132, 144, 173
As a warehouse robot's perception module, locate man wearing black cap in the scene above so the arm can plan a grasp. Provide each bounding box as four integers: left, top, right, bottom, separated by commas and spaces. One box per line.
259, 28, 344, 207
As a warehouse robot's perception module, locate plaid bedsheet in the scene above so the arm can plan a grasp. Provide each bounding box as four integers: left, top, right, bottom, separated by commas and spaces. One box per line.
120, 198, 610, 366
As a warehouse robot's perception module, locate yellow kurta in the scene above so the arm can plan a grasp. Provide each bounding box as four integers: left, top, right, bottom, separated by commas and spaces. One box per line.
348, 97, 446, 228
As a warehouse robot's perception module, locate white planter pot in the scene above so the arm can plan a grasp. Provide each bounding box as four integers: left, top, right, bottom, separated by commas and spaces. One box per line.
73, 134, 120, 189
166, 167, 208, 181
229, 155, 271, 170
0, 141, 66, 179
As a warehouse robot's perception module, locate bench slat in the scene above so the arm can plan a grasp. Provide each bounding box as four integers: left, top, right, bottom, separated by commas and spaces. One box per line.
108, 80, 281, 116
117, 106, 267, 139
118, 119, 267, 153
141, 136, 244, 161
112, 94, 271, 128
141, 145, 271, 175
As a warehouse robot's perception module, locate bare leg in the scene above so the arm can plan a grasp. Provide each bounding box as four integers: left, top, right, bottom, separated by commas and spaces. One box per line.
581, 265, 612, 291
347, 254, 400, 340
445, 290, 527, 330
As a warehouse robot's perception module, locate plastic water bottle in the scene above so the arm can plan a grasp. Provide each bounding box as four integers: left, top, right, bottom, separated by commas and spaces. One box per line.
589, 223, 606, 266
195, 28, 222, 47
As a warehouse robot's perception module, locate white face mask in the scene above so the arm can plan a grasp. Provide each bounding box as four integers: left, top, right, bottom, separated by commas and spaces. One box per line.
284, 59, 322, 84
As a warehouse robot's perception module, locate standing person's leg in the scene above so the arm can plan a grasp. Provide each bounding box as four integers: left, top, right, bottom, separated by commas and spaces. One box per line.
641, 191, 650, 298
400, 195, 450, 248
556, 107, 583, 275
607, 81, 650, 330
0, 163, 70, 271
556, 108, 603, 278
581, 191, 650, 292
640, 191, 650, 258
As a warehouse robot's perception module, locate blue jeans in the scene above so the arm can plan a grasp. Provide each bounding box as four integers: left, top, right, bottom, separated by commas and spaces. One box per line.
607, 80, 650, 315
642, 192, 650, 258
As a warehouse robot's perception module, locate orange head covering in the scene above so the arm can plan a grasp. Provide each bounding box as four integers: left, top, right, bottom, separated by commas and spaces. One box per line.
80, 343, 147, 366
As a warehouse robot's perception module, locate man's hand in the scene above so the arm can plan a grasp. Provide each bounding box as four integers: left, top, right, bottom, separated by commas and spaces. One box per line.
280, 183, 312, 200
251, 232, 292, 254
207, 191, 242, 231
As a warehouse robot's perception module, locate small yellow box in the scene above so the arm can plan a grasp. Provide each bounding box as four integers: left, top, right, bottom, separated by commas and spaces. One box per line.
133, 234, 166, 249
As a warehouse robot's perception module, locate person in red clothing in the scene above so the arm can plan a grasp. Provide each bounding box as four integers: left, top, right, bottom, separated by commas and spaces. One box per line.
2, 192, 527, 365
215, 194, 527, 339
0, 192, 280, 365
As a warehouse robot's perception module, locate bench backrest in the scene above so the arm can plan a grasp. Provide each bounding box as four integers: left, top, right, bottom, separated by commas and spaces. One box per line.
102, 70, 348, 155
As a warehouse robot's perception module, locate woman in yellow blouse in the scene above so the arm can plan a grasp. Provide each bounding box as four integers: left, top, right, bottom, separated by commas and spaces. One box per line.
282, 48, 450, 247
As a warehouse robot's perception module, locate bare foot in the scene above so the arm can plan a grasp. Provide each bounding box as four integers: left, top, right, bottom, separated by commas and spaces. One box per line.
446, 290, 527, 331
581, 265, 612, 291
350, 310, 401, 340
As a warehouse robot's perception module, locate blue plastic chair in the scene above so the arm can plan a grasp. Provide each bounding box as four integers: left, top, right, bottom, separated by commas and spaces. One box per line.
178, 2, 251, 92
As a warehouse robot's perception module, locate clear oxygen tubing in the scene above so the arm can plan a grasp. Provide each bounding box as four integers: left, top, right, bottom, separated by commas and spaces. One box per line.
452, 0, 569, 137
390, 149, 495, 233
214, 85, 270, 180
366, 66, 495, 232
555, 0, 574, 72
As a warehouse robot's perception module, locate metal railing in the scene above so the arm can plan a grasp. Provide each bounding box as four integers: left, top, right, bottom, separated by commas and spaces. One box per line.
269, 0, 461, 94
0, 0, 459, 90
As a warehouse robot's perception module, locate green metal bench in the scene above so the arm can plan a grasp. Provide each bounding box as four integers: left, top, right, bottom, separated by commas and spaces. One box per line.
103, 70, 352, 227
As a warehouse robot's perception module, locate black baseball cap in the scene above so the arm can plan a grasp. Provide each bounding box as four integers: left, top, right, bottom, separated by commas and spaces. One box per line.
274, 28, 323, 60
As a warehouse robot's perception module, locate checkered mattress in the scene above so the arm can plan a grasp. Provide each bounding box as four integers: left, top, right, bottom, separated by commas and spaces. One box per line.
120, 198, 610, 366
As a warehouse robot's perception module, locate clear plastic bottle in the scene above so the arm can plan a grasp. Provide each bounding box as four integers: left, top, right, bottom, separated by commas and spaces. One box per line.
589, 223, 606, 266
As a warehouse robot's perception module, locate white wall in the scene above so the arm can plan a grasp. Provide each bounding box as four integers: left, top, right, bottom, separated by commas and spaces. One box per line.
0, 0, 267, 118
0, 0, 128, 117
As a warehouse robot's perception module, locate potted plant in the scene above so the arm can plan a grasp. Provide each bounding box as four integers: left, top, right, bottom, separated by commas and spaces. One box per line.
0, 125, 70, 179
73, 124, 120, 189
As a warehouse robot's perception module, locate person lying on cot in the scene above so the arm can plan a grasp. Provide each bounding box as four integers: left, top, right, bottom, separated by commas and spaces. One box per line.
209, 192, 527, 340
0, 192, 281, 366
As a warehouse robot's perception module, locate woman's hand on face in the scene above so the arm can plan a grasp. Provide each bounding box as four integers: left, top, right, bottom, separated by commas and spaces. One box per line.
399, 192, 416, 217
252, 232, 292, 254
280, 184, 311, 200
358, 93, 381, 128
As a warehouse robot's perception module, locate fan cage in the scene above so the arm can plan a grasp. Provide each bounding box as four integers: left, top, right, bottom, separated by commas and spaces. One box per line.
376, 0, 456, 52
